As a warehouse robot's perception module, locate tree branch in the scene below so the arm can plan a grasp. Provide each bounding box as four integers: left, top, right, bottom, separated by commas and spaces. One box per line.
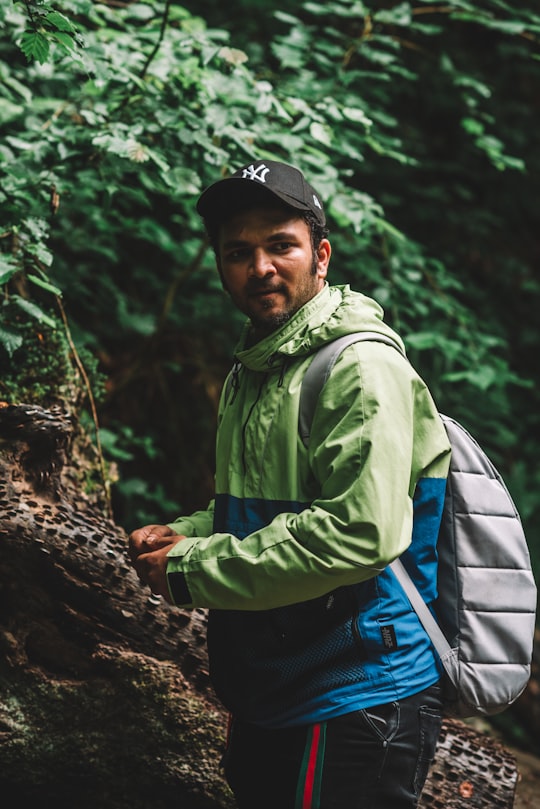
139, 0, 172, 82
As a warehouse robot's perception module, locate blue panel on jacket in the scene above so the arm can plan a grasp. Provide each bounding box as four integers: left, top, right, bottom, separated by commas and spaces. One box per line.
214, 493, 311, 540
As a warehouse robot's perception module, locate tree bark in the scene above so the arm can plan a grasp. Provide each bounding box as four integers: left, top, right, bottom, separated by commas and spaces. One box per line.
0, 404, 521, 808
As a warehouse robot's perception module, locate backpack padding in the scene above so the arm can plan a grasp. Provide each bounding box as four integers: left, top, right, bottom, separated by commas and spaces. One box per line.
436, 415, 536, 715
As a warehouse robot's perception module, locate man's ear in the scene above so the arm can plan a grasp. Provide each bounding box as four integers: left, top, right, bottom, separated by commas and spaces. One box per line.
316, 238, 331, 280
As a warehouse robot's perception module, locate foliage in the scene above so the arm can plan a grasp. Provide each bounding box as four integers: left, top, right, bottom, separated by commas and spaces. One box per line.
0, 1, 539, 570
1, 299, 78, 405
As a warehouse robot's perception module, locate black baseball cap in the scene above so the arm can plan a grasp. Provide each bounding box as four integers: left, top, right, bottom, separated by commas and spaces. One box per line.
196, 159, 326, 227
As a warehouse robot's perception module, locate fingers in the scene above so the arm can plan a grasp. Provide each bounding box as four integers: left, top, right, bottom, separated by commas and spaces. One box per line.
132, 543, 175, 602
127, 531, 185, 605
130, 523, 176, 545
127, 524, 177, 563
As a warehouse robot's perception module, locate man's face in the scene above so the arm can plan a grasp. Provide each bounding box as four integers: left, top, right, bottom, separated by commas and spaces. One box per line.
217, 205, 331, 340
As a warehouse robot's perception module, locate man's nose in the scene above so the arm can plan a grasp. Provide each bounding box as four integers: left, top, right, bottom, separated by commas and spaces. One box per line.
250, 248, 276, 277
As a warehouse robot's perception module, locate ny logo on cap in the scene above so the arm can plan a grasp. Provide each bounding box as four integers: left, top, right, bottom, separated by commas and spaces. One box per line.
242, 163, 270, 183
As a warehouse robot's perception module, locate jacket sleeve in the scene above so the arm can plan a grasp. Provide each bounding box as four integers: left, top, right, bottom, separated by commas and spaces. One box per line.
166, 343, 450, 609
167, 500, 215, 539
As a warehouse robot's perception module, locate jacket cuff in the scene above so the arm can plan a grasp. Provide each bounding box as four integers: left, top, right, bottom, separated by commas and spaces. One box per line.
167, 568, 193, 606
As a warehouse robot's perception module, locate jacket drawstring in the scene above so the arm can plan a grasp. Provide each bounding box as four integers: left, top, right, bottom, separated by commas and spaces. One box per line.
278, 358, 288, 388
227, 355, 288, 404
228, 360, 242, 404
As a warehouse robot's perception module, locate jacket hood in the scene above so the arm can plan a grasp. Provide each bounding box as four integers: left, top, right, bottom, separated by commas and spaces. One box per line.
234, 284, 405, 373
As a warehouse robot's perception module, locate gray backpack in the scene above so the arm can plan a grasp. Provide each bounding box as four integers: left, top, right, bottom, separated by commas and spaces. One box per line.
300, 332, 537, 718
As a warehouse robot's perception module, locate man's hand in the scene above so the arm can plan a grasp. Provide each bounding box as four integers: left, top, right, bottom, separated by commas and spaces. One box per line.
128, 524, 185, 603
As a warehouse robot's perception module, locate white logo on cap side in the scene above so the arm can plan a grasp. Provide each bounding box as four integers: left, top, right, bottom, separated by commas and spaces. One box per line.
313, 195, 322, 210
242, 164, 270, 183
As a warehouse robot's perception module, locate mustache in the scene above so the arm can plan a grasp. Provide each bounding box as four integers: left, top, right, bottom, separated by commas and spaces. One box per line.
245, 279, 287, 295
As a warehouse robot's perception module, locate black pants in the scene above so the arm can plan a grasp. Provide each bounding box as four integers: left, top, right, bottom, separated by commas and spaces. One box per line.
223, 684, 443, 809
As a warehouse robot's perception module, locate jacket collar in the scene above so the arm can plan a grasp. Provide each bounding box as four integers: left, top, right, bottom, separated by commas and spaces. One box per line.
233, 284, 343, 372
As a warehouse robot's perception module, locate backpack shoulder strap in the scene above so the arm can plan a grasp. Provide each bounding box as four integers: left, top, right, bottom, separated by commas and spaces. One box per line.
299, 331, 405, 448
299, 330, 459, 689
390, 558, 457, 685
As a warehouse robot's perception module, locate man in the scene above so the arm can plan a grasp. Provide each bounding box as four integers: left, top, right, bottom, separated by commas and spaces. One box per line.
128, 160, 451, 808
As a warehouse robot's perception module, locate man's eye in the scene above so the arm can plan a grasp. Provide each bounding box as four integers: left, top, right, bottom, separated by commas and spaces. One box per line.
274, 242, 292, 251
227, 249, 248, 261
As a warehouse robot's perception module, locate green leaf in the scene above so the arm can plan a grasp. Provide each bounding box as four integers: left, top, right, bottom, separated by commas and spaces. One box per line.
443, 365, 498, 390
125, 3, 157, 22
274, 11, 301, 25
375, 217, 406, 241
462, 117, 485, 135
27, 243, 54, 268
302, 1, 367, 17
27, 274, 62, 297
0, 257, 19, 285
218, 46, 248, 66
19, 31, 50, 64
342, 107, 373, 127
99, 428, 135, 461
452, 13, 527, 35
271, 41, 307, 70
52, 32, 77, 53
309, 121, 333, 146
44, 11, 75, 33
406, 333, 463, 357
375, 3, 412, 27
22, 218, 50, 242
12, 295, 57, 329
0, 99, 25, 124
5, 135, 36, 151
0, 327, 24, 358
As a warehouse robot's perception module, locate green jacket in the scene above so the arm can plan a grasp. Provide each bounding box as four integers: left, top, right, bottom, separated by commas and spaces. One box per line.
166, 284, 450, 726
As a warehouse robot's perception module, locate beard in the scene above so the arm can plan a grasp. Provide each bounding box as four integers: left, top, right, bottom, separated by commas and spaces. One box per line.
220, 251, 321, 340
251, 303, 293, 333
243, 253, 319, 335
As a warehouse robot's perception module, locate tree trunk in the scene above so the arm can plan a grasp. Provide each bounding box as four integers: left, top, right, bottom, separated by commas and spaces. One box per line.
0, 404, 521, 808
